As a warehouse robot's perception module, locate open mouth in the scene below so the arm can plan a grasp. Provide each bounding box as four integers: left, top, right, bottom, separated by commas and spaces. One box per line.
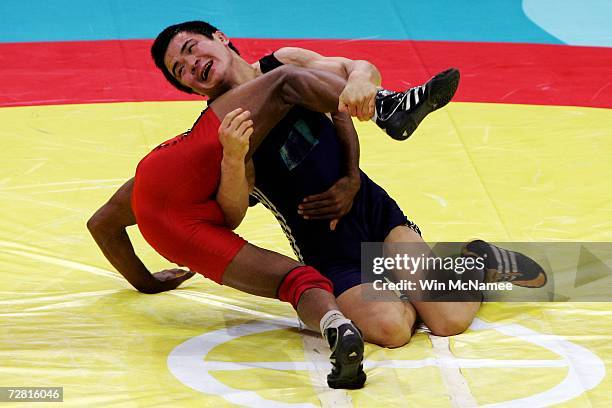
202, 60, 213, 81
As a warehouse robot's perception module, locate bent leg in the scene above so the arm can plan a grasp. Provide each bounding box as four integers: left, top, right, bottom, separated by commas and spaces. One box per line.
222, 243, 367, 389
222, 243, 339, 330
384, 225, 481, 337
337, 284, 417, 348
209, 65, 347, 158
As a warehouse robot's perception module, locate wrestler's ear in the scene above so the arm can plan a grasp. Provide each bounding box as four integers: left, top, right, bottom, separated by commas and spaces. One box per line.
214, 31, 230, 45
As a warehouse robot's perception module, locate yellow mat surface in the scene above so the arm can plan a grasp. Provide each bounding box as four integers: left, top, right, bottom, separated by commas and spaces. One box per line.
1, 101, 611, 406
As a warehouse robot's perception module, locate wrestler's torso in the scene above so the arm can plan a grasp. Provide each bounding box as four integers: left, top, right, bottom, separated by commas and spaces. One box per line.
132, 108, 227, 236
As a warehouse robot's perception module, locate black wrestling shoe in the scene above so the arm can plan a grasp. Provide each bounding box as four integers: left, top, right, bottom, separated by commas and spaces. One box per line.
375, 68, 460, 140
462, 240, 548, 288
325, 322, 366, 389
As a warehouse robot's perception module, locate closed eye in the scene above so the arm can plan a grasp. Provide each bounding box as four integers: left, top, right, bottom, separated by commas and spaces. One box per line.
188, 43, 195, 53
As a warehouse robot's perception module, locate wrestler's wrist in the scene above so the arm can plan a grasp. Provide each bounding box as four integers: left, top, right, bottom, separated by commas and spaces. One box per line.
221, 153, 246, 168
345, 169, 360, 182
347, 173, 361, 192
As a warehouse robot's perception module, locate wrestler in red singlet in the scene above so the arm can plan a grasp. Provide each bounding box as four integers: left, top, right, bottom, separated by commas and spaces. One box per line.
131, 108, 246, 283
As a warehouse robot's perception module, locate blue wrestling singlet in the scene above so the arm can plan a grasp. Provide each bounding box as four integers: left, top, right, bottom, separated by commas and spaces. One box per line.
250, 53, 421, 296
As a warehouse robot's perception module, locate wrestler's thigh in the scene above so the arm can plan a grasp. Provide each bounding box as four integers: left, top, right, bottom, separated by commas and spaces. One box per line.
209, 67, 290, 124
222, 242, 302, 299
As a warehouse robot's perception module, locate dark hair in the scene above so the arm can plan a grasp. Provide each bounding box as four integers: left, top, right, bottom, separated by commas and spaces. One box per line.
151, 21, 240, 94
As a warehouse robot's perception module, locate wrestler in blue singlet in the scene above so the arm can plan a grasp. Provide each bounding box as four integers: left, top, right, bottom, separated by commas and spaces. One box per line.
250, 53, 421, 296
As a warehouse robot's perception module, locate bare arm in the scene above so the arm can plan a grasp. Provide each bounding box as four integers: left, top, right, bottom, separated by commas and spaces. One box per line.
298, 111, 361, 229
330, 111, 360, 180
216, 109, 255, 229
274, 47, 381, 87
274, 47, 381, 120
216, 157, 255, 229
263, 49, 366, 229
87, 178, 194, 293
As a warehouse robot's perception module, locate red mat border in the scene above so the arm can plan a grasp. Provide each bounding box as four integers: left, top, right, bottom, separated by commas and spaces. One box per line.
2, 39, 611, 108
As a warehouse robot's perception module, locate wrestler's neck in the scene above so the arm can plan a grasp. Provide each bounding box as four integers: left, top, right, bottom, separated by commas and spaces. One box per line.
205, 55, 260, 99
228, 55, 260, 87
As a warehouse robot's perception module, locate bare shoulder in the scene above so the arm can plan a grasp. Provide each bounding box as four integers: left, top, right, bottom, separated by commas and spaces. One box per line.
273, 47, 323, 66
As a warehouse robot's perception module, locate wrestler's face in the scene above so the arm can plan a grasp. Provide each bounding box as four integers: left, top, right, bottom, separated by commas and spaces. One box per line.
164, 31, 234, 97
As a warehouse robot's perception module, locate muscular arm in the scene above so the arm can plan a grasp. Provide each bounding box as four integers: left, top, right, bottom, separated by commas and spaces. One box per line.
87, 179, 192, 293
273, 47, 381, 120
215, 108, 255, 230
330, 111, 360, 179
216, 158, 254, 229
274, 47, 381, 88
272, 47, 364, 168
257, 48, 366, 225
298, 111, 361, 226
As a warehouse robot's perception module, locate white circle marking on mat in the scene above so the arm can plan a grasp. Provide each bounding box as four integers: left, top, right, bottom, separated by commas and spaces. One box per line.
167, 318, 605, 407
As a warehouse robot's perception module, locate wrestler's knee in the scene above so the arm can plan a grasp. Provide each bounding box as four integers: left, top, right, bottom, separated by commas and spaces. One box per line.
360, 308, 413, 348
427, 315, 472, 337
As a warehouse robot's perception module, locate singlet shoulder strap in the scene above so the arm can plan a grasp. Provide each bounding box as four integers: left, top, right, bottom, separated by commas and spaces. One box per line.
258, 52, 284, 74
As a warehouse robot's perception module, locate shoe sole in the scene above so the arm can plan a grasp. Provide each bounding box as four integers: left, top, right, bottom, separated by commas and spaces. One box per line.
327, 334, 366, 389
428, 68, 461, 111
388, 68, 460, 141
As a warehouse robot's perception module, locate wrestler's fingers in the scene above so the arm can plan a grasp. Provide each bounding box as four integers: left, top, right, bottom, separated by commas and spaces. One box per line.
301, 208, 340, 219
221, 108, 243, 128
355, 98, 364, 121
226, 110, 249, 130
358, 97, 370, 121
154, 268, 192, 282
299, 203, 338, 214
242, 126, 254, 140
229, 110, 251, 131
366, 95, 375, 120
368, 94, 375, 120
160, 273, 195, 291
353, 97, 363, 121
301, 190, 333, 204
165, 270, 195, 283
298, 199, 335, 212
153, 271, 171, 281
176, 270, 196, 283
170, 269, 188, 276
236, 119, 253, 136
329, 219, 339, 231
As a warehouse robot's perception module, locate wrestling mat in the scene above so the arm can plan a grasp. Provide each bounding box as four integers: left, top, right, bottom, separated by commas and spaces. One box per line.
1, 1, 611, 406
